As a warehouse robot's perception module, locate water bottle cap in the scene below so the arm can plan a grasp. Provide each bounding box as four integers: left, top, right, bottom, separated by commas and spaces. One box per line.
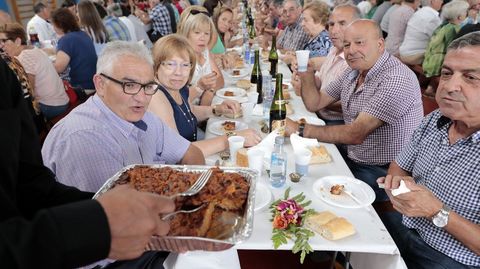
275, 136, 284, 144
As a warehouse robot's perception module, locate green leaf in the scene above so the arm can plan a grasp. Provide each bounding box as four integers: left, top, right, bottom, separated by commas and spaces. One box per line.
283, 187, 291, 200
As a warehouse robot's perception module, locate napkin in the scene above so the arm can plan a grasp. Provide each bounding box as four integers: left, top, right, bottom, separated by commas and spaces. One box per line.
290, 133, 319, 153
391, 180, 411, 196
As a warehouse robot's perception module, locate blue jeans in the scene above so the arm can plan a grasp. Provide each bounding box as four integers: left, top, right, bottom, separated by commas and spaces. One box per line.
380, 212, 480, 269
338, 147, 389, 201
39, 102, 69, 119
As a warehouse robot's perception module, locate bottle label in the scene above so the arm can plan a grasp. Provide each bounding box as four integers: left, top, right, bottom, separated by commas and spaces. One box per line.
271, 119, 285, 136
274, 100, 286, 105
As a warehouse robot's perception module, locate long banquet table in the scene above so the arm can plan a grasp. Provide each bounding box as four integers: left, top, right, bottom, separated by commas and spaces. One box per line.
205, 54, 407, 269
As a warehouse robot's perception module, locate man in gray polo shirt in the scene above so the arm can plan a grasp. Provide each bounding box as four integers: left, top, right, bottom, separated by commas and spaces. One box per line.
42, 41, 204, 193
286, 20, 423, 201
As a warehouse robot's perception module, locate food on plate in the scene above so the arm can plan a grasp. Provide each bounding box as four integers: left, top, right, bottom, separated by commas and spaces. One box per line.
223, 110, 243, 119
305, 211, 356, 241
235, 59, 244, 69
236, 148, 249, 167
283, 91, 291, 100
330, 184, 344, 195
309, 145, 332, 164
232, 69, 241, 76
118, 166, 249, 239
236, 79, 251, 89
222, 121, 236, 131
224, 90, 235, 97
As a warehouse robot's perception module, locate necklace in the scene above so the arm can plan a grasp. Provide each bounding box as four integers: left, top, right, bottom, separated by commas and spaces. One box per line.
174, 91, 198, 141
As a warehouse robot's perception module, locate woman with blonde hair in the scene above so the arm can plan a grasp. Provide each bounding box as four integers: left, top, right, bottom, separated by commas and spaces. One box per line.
149, 34, 260, 156
177, 10, 225, 106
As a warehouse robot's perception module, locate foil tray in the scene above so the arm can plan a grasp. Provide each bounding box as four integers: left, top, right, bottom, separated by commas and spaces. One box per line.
93, 164, 258, 252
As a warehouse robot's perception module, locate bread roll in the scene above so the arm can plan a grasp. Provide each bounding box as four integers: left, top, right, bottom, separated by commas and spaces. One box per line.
305, 211, 337, 232
309, 145, 332, 164
236, 148, 249, 167
236, 79, 251, 89
320, 217, 356, 240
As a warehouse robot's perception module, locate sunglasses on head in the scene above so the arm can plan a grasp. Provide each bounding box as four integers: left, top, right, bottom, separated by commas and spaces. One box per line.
190, 9, 210, 16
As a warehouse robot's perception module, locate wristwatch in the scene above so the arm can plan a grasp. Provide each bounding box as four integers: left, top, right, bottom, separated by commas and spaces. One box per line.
432, 204, 451, 228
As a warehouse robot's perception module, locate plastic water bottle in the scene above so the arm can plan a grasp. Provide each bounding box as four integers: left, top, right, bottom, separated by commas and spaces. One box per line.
244, 43, 250, 62
270, 136, 287, 188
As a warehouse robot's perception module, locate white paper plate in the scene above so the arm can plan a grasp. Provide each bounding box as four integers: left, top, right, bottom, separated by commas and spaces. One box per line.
216, 87, 247, 101
312, 176, 375, 208
254, 183, 273, 212
289, 115, 325, 126
208, 120, 249, 136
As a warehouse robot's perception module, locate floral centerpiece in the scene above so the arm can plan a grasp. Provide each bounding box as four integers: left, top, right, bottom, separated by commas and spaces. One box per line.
270, 187, 315, 263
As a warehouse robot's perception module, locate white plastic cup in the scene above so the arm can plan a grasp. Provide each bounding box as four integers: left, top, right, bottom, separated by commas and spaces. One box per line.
241, 102, 255, 119
295, 50, 310, 72
247, 91, 259, 103
247, 148, 265, 175
294, 148, 312, 176
228, 136, 245, 163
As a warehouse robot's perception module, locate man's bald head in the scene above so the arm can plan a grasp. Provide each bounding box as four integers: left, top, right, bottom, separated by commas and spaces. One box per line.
343, 19, 385, 72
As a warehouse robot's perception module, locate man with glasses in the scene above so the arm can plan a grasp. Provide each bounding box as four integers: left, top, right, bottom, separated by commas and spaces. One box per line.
277, 0, 309, 51
42, 41, 204, 196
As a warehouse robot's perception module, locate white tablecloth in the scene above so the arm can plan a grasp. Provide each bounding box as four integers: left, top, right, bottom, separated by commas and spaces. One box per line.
205, 59, 407, 269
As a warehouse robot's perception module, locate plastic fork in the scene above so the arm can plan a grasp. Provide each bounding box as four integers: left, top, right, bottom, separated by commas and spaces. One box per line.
161, 203, 206, 221
168, 169, 213, 199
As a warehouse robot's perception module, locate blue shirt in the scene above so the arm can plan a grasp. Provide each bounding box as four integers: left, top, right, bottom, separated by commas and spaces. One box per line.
103, 16, 132, 42
158, 86, 198, 142
304, 29, 332, 58
41, 95, 191, 192
56, 31, 97, 89
397, 110, 480, 266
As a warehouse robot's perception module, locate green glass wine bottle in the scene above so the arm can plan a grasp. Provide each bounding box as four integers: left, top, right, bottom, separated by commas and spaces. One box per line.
269, 73, 286, 135
268, 35, 278, 77
250, 49, 263, 104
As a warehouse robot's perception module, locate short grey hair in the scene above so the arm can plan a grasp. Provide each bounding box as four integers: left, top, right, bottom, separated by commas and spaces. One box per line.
96, 41, 153, 75
441, 0, 469, 22
333, 3, 362, 19
448, 32, 480, 51
284, 0, 303, 8
272, 0, 285, 7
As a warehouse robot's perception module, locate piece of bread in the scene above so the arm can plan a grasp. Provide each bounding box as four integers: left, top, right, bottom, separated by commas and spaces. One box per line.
305, 211, 337, 229
232, 70, 241, 76
235, 59, 244, 69
320, 217, 356, 240
223, 111, 243, 119
330, 184, 344, 195
236, 79, 252, 89
236, 148, 249, 167
309, 145, 332, 164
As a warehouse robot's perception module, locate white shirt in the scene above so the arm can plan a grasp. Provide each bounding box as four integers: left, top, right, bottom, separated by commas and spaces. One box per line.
26, 14, 56, 43
357, 1, 373, 18
399, 6, 441, 57
380, 5, 399, 33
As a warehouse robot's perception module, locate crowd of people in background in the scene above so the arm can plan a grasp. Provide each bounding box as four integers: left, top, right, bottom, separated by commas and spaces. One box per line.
1, 0, 480, 268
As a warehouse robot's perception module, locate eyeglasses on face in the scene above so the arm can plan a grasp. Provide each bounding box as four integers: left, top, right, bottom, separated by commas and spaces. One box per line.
100, 73, 159, 95
190, 9, 210, 16
161, 61, 192, 72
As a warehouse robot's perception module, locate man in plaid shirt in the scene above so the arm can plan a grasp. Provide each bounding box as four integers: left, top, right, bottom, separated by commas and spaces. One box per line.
378, 32, 480, 269
136, 0, 172, 42
277, 0, 309, 51
286, 20, 423, 202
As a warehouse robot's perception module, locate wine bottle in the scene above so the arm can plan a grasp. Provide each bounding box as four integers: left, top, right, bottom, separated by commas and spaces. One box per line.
268, 35, 278, 77
269, 73, 286, 135
250, 49, 263, 104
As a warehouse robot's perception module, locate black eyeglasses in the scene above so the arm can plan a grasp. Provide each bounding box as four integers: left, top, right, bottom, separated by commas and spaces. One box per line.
100, 73, 159, 95
190, 9, 210, 16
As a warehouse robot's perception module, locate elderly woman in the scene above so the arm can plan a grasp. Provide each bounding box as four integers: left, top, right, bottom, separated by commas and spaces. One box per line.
177, 10, 225, 106
0, 23, 69, 119
51, 7, 97, 97
423, 1, 469, 78
149, 34, 261, 157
